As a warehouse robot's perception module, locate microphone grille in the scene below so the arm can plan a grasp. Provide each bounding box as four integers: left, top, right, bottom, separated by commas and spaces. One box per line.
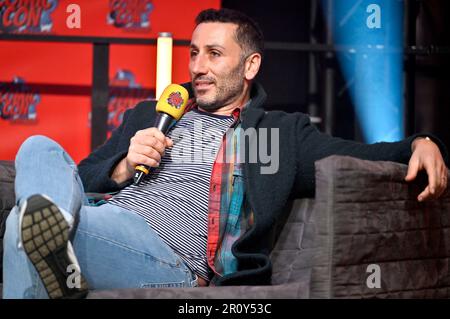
156, 84, 189, 120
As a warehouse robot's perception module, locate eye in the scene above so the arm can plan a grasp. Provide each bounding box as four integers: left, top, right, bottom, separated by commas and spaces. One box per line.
210, 50, 221, 57
190, 50, 198, 58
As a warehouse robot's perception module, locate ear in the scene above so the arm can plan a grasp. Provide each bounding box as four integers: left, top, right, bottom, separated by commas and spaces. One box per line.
244, 53, 261, 81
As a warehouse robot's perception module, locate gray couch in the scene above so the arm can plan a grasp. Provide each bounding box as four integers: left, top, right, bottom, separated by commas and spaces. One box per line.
1, 156, 449, 299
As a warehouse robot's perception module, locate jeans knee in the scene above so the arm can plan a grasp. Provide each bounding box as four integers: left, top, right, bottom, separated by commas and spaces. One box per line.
16, 135, 60, 163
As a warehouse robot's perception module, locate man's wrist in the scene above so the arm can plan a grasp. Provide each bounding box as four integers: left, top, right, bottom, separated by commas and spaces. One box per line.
412, 136, 432, 152
111, 157, 133, 184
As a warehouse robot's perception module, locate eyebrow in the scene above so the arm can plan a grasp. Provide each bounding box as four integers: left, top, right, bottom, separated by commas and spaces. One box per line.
190, 44, 226, 51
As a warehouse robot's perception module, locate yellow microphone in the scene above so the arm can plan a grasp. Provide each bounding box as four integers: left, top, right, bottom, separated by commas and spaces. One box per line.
133, 84, 189, 185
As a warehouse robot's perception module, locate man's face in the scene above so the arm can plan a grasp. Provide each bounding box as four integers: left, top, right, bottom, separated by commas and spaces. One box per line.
189, 22, 246, 111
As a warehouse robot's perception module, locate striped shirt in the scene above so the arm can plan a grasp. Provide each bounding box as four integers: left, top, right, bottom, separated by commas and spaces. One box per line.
108, 109, 234, 280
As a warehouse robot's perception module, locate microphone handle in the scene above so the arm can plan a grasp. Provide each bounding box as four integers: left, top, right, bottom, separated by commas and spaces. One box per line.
154, 112, 175, 133
133, 113, 174, 185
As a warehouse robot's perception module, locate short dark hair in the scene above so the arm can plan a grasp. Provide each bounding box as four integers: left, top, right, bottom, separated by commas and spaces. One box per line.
195, 8, 264, 59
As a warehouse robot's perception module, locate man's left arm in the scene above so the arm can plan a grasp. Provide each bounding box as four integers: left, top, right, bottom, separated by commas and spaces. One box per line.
294, 114, 449, 200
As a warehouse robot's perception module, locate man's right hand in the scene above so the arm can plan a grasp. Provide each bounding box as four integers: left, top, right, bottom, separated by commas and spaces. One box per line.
111, 127, 173, 184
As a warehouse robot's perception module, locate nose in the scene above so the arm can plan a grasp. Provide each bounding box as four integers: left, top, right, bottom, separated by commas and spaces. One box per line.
190, 53, 208, 76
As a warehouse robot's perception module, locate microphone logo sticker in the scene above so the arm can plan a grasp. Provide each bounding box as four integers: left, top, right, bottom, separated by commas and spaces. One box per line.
167, 91, 184, 109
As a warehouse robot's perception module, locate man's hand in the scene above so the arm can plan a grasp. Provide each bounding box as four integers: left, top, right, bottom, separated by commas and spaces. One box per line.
111, 127, 173, 184
405, 137, 448, 202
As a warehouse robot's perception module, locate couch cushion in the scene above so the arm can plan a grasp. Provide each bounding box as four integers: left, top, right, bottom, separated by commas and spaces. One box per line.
0, 160, 15, 219
0, 160, 15, 284
88, 281, 310, 299
89, 199, 315, 299
310, 155, 450, 298
270, 199, 316, 287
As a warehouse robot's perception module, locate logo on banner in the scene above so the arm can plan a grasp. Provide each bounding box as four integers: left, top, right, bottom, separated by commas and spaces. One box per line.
0, 0, 58, 33
107, 0, 154, 30
0, 77, 40, 121
107, 70, 153, 134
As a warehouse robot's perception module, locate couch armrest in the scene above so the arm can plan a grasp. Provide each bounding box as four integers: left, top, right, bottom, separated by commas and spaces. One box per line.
310, 155, 450, 298
0, 160, 15, 217
0, 160, 15, 284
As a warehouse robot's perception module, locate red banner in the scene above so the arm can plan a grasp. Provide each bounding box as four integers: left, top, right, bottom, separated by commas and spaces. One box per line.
0, 0, 219, 38
0, 0, 220, 163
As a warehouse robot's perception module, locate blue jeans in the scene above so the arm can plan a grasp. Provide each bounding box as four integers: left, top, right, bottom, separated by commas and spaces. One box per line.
3, 135, 198, 299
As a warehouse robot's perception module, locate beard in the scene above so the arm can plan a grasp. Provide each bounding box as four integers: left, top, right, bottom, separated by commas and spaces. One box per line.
192, 60, 246, 111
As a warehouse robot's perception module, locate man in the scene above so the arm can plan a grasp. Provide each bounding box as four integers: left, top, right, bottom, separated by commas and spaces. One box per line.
3, 8, 448, 299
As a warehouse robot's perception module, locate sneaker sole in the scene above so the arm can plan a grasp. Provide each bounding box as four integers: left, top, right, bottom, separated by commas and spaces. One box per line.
20, 194, 88, 299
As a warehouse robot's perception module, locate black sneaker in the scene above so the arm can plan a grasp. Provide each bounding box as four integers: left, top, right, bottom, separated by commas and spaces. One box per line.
19, 194, 89, 299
